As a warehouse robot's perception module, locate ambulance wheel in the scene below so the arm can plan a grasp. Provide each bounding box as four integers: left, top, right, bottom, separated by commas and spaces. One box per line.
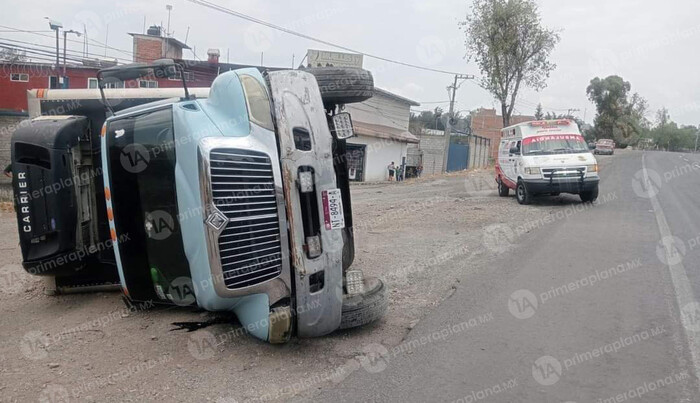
339, 277, 388, 330
516, 180, 531, 205
303, 67, 374, 105
497, 178, 509, 197
580, 186, 599, 203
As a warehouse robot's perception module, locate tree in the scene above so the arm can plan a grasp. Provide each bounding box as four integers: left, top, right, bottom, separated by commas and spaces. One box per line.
0, 48, 28, 62
586, 75, 648, 146
461, 0, 560, 127
409, 108, 471, 135
534, 103, 544, 120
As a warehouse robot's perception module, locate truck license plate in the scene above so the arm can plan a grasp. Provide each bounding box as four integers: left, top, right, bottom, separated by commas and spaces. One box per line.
322, 188, 345, 230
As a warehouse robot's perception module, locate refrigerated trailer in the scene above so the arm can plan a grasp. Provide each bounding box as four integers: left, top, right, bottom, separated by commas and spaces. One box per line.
11, 60, 387, 343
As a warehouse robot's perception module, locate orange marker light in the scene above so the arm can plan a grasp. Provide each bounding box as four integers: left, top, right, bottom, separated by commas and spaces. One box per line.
107, 208, 114, 221
100, 124, 107, 137
110, 228, 117, 242
104, 187, 111, 200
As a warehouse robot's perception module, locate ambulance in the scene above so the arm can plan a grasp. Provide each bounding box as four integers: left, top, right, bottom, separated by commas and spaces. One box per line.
495, 120, 600, 204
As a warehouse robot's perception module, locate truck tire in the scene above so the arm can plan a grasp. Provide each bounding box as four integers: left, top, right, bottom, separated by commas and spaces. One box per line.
339, 277, 388, 330
516, 180, 532, 205
303, 67, 374, 105
580, 186, 599, 203
497, 178, 509, 197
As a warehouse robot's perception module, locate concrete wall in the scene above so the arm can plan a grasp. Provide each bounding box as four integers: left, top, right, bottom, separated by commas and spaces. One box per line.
467, 136, 491, 169
347, 134, 407, 182
415, 134, 445, 176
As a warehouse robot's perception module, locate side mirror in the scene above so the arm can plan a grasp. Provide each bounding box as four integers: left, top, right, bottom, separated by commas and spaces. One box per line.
332, 112, 355, 139
509, 146, 520, 155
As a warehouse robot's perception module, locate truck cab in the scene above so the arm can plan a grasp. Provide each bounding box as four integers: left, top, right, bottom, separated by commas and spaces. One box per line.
11, 61, 386, 343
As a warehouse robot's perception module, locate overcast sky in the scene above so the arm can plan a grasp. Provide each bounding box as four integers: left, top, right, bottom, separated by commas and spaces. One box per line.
3, 0, 700, 125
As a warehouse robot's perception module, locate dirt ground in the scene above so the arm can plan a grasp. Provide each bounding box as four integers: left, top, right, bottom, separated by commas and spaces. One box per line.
0, 168, 558, 402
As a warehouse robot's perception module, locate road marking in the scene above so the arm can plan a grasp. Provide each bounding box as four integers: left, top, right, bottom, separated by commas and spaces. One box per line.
642, 152, 700, 393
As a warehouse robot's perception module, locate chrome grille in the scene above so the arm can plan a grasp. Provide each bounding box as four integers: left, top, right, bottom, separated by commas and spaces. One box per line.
541, 167, 585, 179
209, 148, 282, 289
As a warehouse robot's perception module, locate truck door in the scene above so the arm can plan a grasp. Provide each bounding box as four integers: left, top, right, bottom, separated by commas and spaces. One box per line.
498, 140, 514, 185
510, 139, 522, 179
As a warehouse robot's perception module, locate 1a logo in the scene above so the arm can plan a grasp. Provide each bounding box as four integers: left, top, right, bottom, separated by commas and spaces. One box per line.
38, 384, 70, 403
169, 276, 197, 306
188, 331, 218, 360
483, 223, 516, 254
508, 289, 538, 319
145, 210, 175, 240
19, 330, 49, 360
357, 343, 389, 374
120, 144, 150, 173
532, 355, 562, 386
681, 302, 700, 332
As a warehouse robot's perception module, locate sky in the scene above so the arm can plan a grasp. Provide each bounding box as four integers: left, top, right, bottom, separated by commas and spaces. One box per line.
2, 0, 700, 126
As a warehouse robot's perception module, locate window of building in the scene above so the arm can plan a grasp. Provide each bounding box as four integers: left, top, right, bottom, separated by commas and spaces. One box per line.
105, 82, 125, 89
10, 73, 29, 82
49, 76, 60, 89
88, 78, 98, 89
168, 71, 194, 81
139, 80, 158, 89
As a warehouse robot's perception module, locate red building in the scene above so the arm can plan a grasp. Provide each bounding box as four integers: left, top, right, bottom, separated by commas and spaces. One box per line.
0, 27, 260, 114
470, 108, 535, 161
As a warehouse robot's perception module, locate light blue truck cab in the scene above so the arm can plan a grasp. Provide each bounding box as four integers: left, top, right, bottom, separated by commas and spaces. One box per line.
96, 63, 386, 343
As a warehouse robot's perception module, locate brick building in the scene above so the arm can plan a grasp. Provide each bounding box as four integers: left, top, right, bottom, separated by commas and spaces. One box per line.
130, 25, 189, 63
470, 108, 535, 161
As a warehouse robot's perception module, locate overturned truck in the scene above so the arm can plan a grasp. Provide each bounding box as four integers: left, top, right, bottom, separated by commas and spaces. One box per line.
11, 60, 387, 343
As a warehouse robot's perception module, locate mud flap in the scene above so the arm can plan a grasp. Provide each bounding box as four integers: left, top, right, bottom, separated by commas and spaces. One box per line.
267, 70, 344, 337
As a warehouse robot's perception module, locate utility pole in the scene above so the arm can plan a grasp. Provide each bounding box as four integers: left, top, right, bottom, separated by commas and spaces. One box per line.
166, 5, 173, 37
63, 30, 81, 77
442, 74, 475, 173
45, 18, 62, 70
695, 126, 699, 153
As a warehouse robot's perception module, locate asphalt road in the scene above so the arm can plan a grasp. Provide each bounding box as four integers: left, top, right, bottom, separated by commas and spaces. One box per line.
308, 150, 700, 402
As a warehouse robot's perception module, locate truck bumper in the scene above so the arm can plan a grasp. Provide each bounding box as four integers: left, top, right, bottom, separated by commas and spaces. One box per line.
268, 70, 345, 338
523, 177, 599, 195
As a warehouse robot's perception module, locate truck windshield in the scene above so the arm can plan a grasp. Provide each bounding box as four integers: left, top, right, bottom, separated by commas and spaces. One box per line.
523, 134, 588, 155
106, 107, 191, 302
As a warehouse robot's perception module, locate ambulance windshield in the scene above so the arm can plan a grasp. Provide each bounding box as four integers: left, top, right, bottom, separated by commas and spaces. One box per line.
523, 134, 588, 155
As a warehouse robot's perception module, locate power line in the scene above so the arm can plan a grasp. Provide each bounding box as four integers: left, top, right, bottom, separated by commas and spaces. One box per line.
186, 0, 474, 76
0, 38, 130, 64
416, 100, 451, 104
0, 44, 86, 65
0, 24, 134, 59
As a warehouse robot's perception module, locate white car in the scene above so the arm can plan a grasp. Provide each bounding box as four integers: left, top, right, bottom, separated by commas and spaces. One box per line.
495, 120, 600, 204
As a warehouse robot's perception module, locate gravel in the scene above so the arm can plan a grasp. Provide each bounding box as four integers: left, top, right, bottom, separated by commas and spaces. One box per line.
0, 169, 550, 402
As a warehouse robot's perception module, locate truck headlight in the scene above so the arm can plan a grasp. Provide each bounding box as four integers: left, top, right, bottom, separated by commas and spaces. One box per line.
298, 171, 314, 193
345, 270, 365, 295
586, 164, 598, 173
524, 167, 540, 175
306, 235, 322, 258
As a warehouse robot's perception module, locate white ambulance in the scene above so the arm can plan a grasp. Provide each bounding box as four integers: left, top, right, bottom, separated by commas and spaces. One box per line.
495, 119, 599, 204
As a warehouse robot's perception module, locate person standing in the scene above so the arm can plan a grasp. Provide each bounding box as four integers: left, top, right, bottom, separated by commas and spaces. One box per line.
387, 162, 395, 181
